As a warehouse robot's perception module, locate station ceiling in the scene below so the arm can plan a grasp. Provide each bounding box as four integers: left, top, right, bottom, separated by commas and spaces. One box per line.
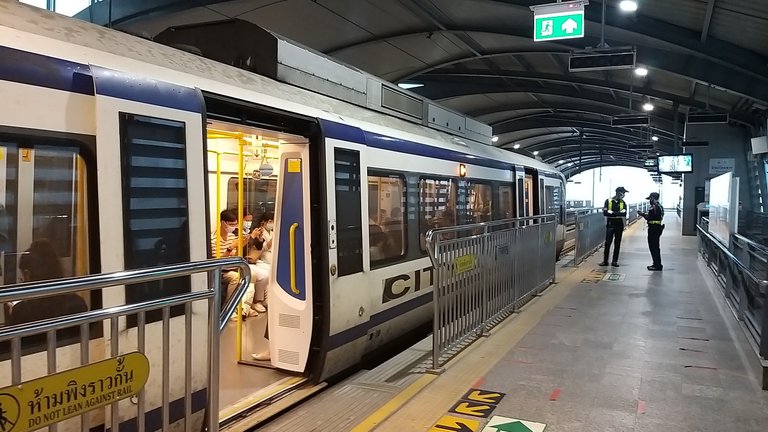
80, 0, 768, 176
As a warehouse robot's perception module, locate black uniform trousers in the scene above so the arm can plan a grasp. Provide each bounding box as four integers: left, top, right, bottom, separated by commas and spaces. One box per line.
648, 224, 664, 267
603, 219, 624, 264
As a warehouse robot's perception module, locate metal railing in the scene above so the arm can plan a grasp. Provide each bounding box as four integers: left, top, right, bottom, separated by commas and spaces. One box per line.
425, 215, 556, 372
698, 225, 768, 381
572, 203, 648, 265
573, 209, 605, 265
0, 258, 251, 432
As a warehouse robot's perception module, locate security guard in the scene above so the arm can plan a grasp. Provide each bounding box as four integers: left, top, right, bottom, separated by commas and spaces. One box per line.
638, 192, 665, 271
600, 186, 628, 267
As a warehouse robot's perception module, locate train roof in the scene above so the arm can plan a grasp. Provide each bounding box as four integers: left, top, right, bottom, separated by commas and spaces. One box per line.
0, 2, 562, 179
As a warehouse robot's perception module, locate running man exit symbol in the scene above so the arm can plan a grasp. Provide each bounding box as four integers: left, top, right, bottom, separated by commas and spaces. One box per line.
541, 20, 553, 36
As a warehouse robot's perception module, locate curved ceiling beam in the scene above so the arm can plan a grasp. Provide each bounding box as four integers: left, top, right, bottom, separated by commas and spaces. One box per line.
485, 0, 768, 82
425, 71, 714, 116
414, 74, 747, 124
562, 161, 648, 178
494, 118, 668, 145
327, 26, 768, 105
489, 110, 681, 141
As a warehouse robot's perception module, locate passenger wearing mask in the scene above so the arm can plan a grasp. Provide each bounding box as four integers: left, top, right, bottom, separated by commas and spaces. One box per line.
211, 209, 246, 305
250, 212, 274, 361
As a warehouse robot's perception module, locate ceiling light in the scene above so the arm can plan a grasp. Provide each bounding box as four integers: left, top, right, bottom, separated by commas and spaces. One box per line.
397, 83, 424, 90
619, 1, 638, 12
492, 136, 499, 142
642, 102, 654, 111
513, 144, 521, 149
559, 160, 565, 164
568, 162, 574, 166
634, 67, 648, 77
533, 151, 539, 156
651, 135, 659, 141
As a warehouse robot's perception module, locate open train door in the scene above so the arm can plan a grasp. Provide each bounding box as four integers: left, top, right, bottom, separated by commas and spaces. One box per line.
268, 143, 313, 372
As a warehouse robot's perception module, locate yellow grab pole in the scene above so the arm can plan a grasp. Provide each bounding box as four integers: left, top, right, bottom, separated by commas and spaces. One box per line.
236, 137, 246, 361
215, 151, 222, 258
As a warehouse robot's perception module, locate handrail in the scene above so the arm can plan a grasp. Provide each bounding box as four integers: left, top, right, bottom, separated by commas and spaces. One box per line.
425, 214, 556, 263
0, 257, 252, 333
733, 233, 768, 256
698, 225, 768, 288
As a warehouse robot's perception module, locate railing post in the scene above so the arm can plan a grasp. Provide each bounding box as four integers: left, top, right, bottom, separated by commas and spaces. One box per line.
481, 225, 490, 336
429, 232, 444, 374
207, 269, 222, 432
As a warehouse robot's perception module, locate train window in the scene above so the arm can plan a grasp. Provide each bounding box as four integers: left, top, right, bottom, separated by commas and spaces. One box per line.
226, 177, 278, 221
0, 137, 93, 336
459, 181, 492, 224
119, 114, 190, 324
368, 172, 407, 265
498, 184, 515, 219
334, 149, 363, 276
545, 184, 563, 223
418, 178, 456, 251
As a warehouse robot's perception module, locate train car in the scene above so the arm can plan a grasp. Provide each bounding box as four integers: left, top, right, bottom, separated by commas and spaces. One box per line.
0, 2, 565, 430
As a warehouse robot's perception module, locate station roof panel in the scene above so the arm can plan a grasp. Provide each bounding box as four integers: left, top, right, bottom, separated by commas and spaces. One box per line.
81, 0, 768, 176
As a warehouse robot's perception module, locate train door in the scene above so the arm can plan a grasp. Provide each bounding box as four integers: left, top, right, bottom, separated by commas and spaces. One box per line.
523, 174, 535, 217
204, 118, 313, 423
323, 137, 371, 376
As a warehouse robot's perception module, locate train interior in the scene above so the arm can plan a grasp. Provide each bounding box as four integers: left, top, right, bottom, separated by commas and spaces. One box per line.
206, 120, 308, 420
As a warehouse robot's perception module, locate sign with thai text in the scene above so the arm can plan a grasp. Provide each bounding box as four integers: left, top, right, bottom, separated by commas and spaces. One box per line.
0, 352, 150, 432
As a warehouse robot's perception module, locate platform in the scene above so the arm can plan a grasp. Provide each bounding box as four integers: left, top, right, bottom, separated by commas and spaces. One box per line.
261, 215, 768, 431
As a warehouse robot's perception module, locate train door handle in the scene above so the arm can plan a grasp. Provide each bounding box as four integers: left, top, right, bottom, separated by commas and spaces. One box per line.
289, 222, 300, 294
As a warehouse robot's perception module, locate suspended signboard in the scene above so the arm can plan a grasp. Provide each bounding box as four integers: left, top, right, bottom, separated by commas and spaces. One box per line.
530, 1, 588, 42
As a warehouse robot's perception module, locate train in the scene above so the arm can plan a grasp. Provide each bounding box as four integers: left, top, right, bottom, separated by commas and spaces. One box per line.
0, 2, 565, 430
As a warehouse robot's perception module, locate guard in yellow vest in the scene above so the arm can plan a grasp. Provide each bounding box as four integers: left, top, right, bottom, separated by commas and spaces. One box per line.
600, 187, 628, 267
638, 192, 665, 271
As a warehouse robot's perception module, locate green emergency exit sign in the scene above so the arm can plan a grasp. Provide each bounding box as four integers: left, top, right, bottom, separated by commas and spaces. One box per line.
534, 11, 584, 41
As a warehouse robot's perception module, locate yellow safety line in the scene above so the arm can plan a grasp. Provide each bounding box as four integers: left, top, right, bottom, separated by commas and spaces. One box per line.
289, 223, 300, 294
349, 374, 437, 432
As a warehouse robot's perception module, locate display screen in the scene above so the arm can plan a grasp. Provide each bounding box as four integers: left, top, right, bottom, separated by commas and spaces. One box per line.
657, 154, 693, 173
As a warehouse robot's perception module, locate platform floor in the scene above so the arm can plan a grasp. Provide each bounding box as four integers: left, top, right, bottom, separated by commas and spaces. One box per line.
262, 215, 768, 431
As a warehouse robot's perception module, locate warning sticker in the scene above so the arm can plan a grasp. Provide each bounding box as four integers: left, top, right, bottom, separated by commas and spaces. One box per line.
0, 352, 149, 432
454, 255, 476, 274
287, 158, 301, 173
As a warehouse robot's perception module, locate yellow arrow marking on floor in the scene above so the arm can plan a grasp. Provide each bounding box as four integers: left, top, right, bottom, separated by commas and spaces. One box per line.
466, 390, 503, 404
450, 402, 493, 418
429, 414, 480, 432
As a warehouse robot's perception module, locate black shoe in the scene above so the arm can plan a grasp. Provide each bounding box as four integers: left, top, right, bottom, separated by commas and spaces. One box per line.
599, 262, 609, 266
611, 262, 620, 267
647, 266, 663, 271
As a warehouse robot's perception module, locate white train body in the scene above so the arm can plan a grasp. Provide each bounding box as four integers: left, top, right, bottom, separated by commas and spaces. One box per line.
0, 2, 565, 430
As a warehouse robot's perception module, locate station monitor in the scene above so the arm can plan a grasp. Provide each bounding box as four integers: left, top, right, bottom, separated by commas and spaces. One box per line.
657, 154, 693, 173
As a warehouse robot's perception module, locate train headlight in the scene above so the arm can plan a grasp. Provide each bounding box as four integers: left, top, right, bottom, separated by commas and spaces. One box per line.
459, 163, 467, 178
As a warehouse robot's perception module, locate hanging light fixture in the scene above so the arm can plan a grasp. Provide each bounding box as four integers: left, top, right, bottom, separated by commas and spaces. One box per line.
619, 1, 638, 12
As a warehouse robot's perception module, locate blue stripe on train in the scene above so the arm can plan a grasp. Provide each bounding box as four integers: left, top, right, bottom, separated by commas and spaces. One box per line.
318, 118, 518, 172
0, 45, 94, 95
90, 65, 203, 114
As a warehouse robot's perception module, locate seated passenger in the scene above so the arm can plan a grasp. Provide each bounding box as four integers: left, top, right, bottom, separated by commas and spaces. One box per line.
6, 239, 87, 326
211, 209, 244, 308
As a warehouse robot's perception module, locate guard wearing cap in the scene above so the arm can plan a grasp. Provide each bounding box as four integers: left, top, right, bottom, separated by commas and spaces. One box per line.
600, 187, 628, 267
638, 192, 665, 271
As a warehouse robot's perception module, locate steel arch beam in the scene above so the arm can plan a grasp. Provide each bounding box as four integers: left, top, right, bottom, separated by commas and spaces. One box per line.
414, 74, 751, 125
424, 71, 716, 117
487, 109, 682, 141
494, 118, 661, 143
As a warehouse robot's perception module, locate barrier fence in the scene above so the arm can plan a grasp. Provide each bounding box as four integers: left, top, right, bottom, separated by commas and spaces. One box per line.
425, 215, 556, 372
697, 225, 768, 388
572, 203, 648, 265
0, 258, 251, 432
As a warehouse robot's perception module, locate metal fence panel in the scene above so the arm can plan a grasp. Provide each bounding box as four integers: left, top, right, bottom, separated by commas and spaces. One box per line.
426, 215, 556, 371
0, 258, 250, 432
